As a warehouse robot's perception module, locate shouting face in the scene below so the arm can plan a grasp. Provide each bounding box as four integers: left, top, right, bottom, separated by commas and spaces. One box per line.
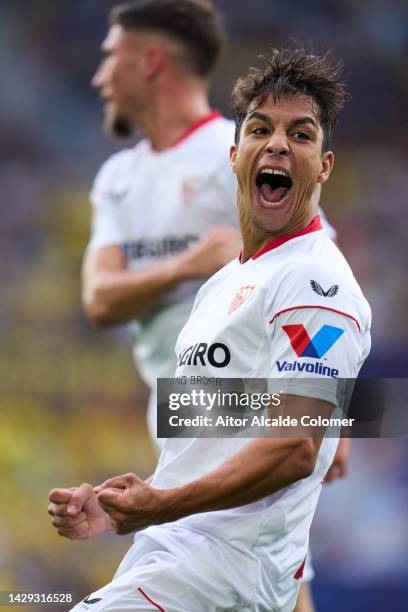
230, 93, 334, 258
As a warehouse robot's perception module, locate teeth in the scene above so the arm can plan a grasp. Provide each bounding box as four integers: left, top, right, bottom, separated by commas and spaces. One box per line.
260, 168, 289, 177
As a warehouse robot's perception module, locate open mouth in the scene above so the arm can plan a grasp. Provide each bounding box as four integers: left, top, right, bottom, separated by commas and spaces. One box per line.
255, 168, 293, 206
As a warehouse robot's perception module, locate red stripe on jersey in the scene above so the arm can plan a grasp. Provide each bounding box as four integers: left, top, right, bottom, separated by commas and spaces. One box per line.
251, 215, 322, 260
270, 305, 361, 332
171, 110, 221, 147
294, 555, 307, 580
137, 587, 166, 611
282, 324, 311, 356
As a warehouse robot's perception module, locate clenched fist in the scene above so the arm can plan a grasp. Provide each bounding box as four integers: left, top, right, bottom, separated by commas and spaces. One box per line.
94, 472, 170, 535
48, 483, 110, 540
177, 225, 241, 280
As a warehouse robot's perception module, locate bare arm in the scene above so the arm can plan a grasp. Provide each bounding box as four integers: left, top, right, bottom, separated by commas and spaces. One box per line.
95, 396, 332, 534
324, 437, 351, 483
82, 226, 241, 326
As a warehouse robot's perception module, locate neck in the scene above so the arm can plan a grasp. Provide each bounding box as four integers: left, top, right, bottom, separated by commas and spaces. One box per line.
136, 77, 212, 151
240, 208, 317, 263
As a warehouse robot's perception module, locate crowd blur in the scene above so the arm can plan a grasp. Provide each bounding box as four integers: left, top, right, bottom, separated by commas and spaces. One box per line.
0, 1, 407, 610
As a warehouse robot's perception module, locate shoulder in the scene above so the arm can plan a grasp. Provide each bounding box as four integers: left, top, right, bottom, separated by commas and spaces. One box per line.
187, 116, 235, 153
93, 141, 146, 186
90, 142, 148, 208
206, 116, 235, 141
268, 238, 371, 333
318, 207, 337, 241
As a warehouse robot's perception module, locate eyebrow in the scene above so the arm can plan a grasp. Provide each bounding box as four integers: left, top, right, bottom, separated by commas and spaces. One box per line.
289, 117, 318, 130
246, 111, 272, 125
246, 112, 318, 130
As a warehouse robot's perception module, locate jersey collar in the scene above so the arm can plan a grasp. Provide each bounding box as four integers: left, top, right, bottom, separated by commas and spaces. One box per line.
170, 110, 222, 148
240, 215, 323, 262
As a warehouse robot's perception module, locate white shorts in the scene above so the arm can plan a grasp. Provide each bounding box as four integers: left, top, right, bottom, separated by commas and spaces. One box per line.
69, 528, 292, 612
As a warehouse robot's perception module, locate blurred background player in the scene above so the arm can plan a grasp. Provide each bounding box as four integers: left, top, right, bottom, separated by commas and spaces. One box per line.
82, 0, 241, 450
82, 1, 346, 611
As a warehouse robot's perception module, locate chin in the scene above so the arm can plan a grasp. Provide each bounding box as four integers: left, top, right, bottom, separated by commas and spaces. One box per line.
252, 194, 293, 235
104, 110, 133, 139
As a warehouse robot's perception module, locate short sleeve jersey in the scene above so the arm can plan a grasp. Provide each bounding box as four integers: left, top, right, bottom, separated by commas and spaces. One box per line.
144, 215, 371, 609
87, 112, 238, 385
87, 113, 337, 392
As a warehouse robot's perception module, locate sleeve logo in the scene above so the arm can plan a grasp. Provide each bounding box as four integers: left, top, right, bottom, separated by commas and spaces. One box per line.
310, 280, 339, 297
283, 324, 344, 358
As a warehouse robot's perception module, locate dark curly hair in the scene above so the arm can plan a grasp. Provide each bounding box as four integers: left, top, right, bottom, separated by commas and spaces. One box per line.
232, 47, 349, 151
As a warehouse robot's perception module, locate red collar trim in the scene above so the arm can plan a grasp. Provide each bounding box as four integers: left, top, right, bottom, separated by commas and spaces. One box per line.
170, 110, 221, 148
243, 215, 322, 262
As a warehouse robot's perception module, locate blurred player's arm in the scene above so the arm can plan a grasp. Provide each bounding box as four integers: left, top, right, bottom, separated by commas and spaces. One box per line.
324, 437, 351, 483
82, 225, 241, 326
94, 396, 333, 534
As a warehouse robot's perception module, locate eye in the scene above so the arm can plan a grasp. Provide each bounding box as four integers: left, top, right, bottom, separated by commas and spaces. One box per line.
251, 126, 268, 136
292, 131, 310, 140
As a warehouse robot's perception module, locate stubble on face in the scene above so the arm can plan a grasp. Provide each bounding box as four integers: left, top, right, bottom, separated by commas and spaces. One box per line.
104, 109, 134, 138
96, 26, 147, 139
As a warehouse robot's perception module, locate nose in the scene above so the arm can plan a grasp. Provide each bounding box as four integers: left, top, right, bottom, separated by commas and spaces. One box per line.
265, 131, 289, 156
91, 63, 104, 89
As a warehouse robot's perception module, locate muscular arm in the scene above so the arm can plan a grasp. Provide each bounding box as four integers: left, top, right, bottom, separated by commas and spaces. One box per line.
82, 226, 241, 326
95, 396, 332, 534
82, 244, 183, 325
163, 436, 320, 519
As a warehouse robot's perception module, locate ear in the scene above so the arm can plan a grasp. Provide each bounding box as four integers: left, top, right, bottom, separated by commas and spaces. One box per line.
230, 145, 237, 173
317, 151, 334, 184
140, 44, 164, 79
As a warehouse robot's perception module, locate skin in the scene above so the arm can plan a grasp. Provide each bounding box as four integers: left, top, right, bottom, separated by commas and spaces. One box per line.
50, 42, 345, 612
83, 24, 241, 326
324, 437, 351, 483
49, 91, 340, 538
233, 96, 334, 612
92, 24, 212, 148
229, 99, 336, 611
230, 93, 334, 261
48, 394, 334, 537
48, 82, 349, 612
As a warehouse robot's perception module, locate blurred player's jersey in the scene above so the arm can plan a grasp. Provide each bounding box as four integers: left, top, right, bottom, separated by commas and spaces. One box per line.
87, 113, 337, 448
146, 217, 371, 611
88, 112, 238, 392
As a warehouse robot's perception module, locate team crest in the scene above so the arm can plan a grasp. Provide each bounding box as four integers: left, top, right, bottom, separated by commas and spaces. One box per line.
181, 176, 209, 206
228, 285, 256, 313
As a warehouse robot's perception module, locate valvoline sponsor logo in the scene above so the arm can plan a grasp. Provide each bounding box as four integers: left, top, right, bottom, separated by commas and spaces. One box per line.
276, 324, 344, 378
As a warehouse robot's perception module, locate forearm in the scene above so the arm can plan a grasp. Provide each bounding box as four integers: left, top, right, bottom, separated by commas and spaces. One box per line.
83, 227, 241, 327
158, 437, 319, 523
83, 257, 186, 324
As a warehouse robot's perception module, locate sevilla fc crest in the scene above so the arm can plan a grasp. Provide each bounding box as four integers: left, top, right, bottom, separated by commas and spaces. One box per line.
228, 285, 256, 314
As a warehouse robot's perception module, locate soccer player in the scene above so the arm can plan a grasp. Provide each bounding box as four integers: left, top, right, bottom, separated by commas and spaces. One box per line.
82, 3, 338, 607
49, 47, 371, 611
82, 0, 241, 454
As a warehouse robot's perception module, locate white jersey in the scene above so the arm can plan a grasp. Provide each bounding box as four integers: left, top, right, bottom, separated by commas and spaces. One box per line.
87, 112, 337, 451
88, 112, 238, 390
144, 216, 371, 611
